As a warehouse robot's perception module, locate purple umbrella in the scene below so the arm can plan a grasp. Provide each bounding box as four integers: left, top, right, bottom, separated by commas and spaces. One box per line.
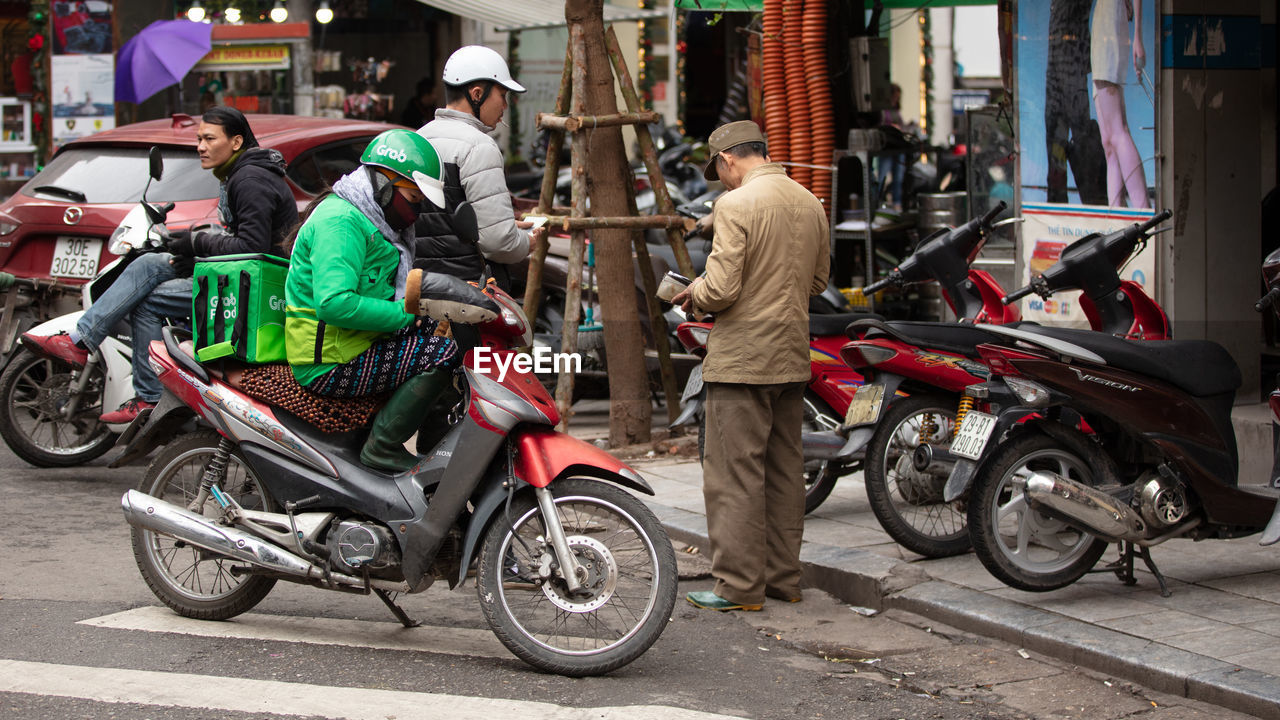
115, 20, 213, 104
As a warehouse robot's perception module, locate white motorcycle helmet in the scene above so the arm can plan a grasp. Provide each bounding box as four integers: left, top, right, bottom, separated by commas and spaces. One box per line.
442, 46, 526, 93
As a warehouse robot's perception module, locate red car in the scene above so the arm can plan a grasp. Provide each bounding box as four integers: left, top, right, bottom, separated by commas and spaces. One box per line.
0, 113, 400, 355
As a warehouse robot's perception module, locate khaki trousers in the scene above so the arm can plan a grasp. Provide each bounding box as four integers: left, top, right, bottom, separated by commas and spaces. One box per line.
702, 380, 806, 605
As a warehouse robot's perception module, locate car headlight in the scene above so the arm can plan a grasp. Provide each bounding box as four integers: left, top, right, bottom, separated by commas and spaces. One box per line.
0, 220, 17, 236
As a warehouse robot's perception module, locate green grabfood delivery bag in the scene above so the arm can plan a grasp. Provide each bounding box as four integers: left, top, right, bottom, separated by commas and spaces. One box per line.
192, 253, 289, 363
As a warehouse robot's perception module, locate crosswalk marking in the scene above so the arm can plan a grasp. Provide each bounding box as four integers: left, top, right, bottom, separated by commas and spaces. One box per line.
0, 659, 745, 720
79, 606, 512, 660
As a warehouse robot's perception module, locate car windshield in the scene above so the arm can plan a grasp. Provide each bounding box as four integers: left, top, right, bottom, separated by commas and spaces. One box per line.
21, 147, 219, 204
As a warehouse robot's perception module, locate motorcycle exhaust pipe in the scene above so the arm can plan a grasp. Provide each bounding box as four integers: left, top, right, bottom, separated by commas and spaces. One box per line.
1022, 472, 1145, 541
912, 444, 957, 476
122, 489, 330, 582
802, 427, 873, 462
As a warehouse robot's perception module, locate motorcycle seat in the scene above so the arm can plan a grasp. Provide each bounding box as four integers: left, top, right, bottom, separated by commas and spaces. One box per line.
809, 312, 883, 337
862, 320, 1025, 359
1016, 324, 1241, 398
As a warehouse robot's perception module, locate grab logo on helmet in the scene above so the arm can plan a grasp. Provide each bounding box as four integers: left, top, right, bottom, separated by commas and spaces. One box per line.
376, 146, 408, 163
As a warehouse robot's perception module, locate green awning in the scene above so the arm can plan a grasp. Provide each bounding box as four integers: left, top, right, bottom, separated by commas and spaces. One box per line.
675, 0, 994, 10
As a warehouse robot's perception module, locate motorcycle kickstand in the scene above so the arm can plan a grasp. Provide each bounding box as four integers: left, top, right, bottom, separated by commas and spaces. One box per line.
373, 588, 421, 628
1101, 541, 1172, 598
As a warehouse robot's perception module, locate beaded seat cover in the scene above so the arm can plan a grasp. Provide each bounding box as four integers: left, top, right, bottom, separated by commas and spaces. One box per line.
239, 363, 385, 433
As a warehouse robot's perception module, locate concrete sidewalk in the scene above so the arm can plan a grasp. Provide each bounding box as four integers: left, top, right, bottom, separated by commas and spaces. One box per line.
623, 455, 1280, 719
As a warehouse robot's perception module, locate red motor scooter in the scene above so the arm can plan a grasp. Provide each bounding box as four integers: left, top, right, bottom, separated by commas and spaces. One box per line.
117, 275, 678, 677
840, 210, 1172, 558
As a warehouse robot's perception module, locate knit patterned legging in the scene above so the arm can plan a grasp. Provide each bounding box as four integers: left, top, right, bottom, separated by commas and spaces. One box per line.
307, 321, 459, 398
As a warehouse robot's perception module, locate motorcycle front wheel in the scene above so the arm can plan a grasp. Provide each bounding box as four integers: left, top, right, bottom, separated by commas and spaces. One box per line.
864, 395, 970, 557
0, 347, 113, 467
130, 430, 277, 620
967, 432, 1109, 592
476, 478, 678, 676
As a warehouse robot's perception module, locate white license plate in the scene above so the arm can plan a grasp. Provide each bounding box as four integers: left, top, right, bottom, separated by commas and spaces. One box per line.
844, 383, 885, 426
51, 236, 102, 279
952, 410, 997, 460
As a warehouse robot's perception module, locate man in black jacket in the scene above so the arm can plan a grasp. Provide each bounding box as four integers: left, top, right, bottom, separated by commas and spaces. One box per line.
22, 107, 298, 423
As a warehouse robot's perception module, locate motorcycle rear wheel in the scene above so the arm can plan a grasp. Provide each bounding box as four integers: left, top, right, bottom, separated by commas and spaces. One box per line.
864, 395, 970, 557
967, 432, 1109, 592
131, 431, 277, 620
477, 478, 678, 676
0, 347, 113, 467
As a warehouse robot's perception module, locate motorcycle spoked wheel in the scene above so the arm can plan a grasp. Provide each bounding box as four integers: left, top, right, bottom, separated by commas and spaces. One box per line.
967, 432, 1109, 592
0, 347, 114, 467
131, 430, 278, 620
476, 478, 678, 676
864, 395, 970, 558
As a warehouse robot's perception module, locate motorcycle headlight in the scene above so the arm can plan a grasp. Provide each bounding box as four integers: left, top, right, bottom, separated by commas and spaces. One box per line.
687, 326, 710, 348
108, 224, 132, 255
1003, 377, 1051, 407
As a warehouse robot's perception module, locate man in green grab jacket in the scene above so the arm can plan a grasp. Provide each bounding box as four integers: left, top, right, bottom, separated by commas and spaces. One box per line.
285, 129, 458, 472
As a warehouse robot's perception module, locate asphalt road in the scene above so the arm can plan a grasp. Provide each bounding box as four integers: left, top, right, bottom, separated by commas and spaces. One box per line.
0, 444, 1252, 719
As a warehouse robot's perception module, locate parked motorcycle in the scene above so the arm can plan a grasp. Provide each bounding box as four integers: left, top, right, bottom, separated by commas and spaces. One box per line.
942, 211, 1279, 595
835, 208, 1171, 558
0, 147, 178, 466
119, 205, 678, 676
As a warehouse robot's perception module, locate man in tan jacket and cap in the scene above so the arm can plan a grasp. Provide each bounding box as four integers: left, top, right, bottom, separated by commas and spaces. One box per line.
673, 120, 830, 611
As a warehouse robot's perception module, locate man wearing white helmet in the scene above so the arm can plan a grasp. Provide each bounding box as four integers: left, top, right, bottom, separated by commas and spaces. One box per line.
415, 45, 532, 290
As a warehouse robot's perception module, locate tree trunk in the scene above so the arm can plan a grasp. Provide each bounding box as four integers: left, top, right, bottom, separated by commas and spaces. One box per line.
565, 0, 651, 446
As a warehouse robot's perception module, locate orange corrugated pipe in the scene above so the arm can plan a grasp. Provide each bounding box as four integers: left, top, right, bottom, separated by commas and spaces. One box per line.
801, 0, 834, 207
762, 0, 788, 169
782, 0, 811, 188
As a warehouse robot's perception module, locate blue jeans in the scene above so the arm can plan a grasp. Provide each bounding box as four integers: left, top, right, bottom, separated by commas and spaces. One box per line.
75, 252, 192, 403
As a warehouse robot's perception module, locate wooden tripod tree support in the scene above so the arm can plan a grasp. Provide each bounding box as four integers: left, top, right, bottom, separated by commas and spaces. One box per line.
522, 22, 696, 430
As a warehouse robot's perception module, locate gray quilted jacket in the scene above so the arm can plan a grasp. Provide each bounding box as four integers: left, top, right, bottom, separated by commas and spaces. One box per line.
417, 109, 529, 264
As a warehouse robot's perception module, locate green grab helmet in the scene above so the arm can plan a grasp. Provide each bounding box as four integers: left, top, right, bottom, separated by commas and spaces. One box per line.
360, 129, 446, 209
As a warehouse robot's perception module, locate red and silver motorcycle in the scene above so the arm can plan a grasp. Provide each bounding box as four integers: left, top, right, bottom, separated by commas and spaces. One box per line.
118, 269, 678, 677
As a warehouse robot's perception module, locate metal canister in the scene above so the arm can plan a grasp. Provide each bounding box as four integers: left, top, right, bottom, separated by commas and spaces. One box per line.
918, 192, 968, 232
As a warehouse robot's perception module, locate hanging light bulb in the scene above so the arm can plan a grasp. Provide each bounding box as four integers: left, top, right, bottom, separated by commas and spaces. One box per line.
223, 4, 240, 22
186, 0, 205, 22
269, 0, 288, 22
315, 0, 333, 23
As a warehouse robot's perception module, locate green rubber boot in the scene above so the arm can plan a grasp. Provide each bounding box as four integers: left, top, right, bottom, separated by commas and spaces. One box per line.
360, 369, 452, 473
415, 381, 461, 456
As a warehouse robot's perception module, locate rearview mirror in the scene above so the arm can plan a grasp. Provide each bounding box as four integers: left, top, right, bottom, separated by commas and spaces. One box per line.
148, 146, 164, 181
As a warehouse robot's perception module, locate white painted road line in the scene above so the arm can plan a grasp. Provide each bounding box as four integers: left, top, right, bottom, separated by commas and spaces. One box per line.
79, 606, 512, 660
0, 659, 745, 720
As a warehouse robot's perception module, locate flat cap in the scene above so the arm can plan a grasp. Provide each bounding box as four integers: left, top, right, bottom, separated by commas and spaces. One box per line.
703, 120, 766, 181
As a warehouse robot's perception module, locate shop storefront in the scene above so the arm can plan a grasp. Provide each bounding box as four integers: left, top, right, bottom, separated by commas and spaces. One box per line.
180, 22, 308, 116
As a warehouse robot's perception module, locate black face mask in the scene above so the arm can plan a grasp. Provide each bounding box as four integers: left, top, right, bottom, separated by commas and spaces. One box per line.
385, 188, 423, 231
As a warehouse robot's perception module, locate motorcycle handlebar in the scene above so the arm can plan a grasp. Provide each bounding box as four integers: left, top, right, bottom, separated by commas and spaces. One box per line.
1256, 286, 1280, 313
978, 201, 1007, 228
1002, 284, 1036, 306
1137, 208, 1173, 235
862, 275, 895, 294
